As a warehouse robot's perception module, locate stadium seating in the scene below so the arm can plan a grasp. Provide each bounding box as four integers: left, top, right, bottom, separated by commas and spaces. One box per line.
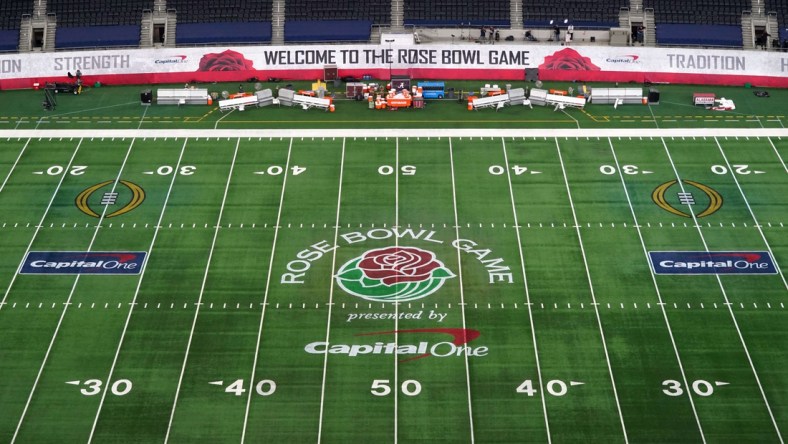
645, 0, 749, 25
404, 0, 509, 26
521, 0, 627, 27
169, 0, 273, 23
0, 0, 33, 30
286, 0, 390, 24
48, 0, 153, 26
765, 0, 788, 42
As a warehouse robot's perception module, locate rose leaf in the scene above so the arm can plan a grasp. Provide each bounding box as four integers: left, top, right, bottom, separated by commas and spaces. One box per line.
431, 267, 456, 279
360, 276, 384, 288
336, 268, 363, 281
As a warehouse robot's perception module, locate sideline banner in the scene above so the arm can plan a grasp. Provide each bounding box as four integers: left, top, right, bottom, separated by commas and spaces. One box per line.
0, 44, 786, 88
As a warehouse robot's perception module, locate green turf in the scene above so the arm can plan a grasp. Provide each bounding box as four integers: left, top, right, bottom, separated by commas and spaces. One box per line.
1, 80, 786, 129
0, 130, 785, 442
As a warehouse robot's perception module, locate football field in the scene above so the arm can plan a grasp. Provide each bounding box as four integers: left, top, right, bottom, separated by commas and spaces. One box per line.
0, 128, 786, 443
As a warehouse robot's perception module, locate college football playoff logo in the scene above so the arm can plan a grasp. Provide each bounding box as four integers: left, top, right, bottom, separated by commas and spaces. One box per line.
335, 246, 455, 302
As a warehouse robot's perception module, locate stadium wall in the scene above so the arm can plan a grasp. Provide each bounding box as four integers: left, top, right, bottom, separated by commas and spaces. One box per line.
0, 44, 786, 89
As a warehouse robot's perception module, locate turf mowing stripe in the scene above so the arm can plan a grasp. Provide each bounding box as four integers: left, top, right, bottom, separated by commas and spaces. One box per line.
11, 137, 136, 442
86, 137, 189, 443
555, 138, 630, 443
0, 138, 30, 195
448, 138, 476, 444
164, 137, 241, 443
240, 137, 293, 444
661, 138, 784, 444
608, 137, 707, 443
714, 137, 788, 293
317, 137, 346, 443
501, 137, 551, 442
0, 139, 82, 314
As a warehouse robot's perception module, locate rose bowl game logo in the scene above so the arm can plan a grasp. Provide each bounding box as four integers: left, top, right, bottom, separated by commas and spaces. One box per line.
539, 48, 601, 71
197, 49, 254, 72
335, 246, 455, 302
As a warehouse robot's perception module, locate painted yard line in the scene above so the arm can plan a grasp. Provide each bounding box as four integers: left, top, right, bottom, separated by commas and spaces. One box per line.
0, 139, 83, 313
213, 109, 235, 130
394, 136, 400, 444
13, 137, 137, 442
0, 138, 30, 194
164, 137, 241, 442
647, 104, 661, 129
317, 138, 346, 443
764, 136, 788, 174
554, 138, 629, 443
4, 128, 787, 141
715, 137, 788, 293
448, 138, 476, 444
661, 138, 784, 444
608, 138, 706, 443
560, 108, 581, 129
240, 138, 293, 444
137, 104, 149, 130
501, 138, 551, 442
86, 138, 189, 443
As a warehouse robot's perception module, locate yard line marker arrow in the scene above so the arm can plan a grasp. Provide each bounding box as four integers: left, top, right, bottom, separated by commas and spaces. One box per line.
208, 381, 224, 386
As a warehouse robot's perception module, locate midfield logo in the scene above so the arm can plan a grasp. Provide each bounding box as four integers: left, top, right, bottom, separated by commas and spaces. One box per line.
335, 246, 455, 302
76, 180, 145, 218
21, 251, 147, 275
652, 180, 722, 218
649, 251, 777, 275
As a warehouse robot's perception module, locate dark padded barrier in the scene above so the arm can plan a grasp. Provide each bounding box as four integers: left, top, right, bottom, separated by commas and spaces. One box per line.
0, 30, 18, 51
176, 22, 272, 44
656, 24, 743, 47
284, 20, 372, 42
55, 25, 140, 48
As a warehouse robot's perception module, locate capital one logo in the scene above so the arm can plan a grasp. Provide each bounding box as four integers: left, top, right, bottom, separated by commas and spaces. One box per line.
335, 246, 455, 302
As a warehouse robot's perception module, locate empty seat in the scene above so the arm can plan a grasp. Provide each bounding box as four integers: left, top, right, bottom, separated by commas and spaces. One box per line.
169, 0, 271, 23
48, 0, 153, 26
0, 0, 34, 30
521, 0, 627, 26
645, 0, 749, 25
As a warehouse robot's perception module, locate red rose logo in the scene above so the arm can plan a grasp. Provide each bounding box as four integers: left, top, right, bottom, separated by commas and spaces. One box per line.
539, 48, 600, 71
358, 247, 442, 286
197, 49, 254, 72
